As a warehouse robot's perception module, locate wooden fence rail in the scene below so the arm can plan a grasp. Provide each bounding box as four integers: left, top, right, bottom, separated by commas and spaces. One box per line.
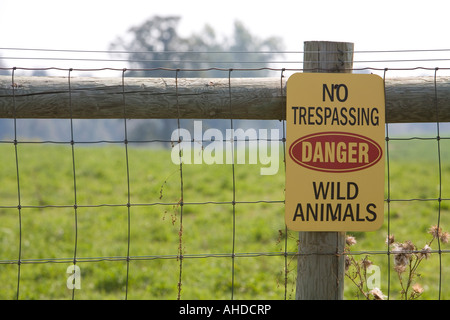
0, 75, 448, 123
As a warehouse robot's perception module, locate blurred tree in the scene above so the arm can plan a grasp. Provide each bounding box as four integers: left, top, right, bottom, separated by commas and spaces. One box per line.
109, 16, 284, 77
109, 16, 285, 141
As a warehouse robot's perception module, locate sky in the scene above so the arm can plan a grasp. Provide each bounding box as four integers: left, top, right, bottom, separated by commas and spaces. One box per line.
1, 0, 450, 75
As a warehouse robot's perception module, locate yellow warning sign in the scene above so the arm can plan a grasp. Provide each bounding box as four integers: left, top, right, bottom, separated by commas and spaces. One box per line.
285, 73, 385, 231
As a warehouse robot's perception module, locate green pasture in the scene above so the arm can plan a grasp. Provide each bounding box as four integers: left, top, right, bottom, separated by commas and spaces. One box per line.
0, 137, 449, 299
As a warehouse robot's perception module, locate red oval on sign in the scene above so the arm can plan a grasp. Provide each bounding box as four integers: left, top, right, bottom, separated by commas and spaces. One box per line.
289, 132, 382, 173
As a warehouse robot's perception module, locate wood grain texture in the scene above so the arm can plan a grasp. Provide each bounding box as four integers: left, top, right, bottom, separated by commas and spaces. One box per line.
0, 76, 285, 120
294, 41, 351, 301
296, 232, 346, 300
303, 41, 354, 73
0, 75, 448, 123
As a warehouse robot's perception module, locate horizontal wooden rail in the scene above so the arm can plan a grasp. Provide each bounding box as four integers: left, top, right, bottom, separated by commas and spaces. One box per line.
0, 75, 449, 123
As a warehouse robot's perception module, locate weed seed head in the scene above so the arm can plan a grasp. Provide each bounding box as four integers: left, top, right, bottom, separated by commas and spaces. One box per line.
346, 235, 357, 247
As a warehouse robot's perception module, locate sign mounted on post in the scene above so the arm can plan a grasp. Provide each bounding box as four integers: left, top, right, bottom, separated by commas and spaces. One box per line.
285, 73, 385, 231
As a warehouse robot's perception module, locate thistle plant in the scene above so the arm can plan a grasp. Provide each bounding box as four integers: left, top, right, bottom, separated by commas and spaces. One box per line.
345, 236, 386, 300
389, 225, 449, 300
345, 225, 449, 300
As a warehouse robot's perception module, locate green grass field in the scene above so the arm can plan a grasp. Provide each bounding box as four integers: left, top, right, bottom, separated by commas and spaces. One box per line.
0, 137, 450, 299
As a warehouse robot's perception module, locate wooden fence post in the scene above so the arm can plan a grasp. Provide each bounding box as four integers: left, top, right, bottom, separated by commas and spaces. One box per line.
295, 41, 354, 300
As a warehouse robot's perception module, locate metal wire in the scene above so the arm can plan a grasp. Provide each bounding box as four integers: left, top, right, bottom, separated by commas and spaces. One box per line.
1, 65, 450, 300
121, 69, 132, 300
280, 68, 289, 300
5, 56, 450, 65
1, 249, 448, 266
4, 47, 450, 54
4, 65, 450, 77
383, 68, 392, 299
3, 47, 450, 67
434, 67, 443, 299
175, 69, 184, 300
228, 69, 236, 300
11, 67, 22, 300
68, 69, 79, 300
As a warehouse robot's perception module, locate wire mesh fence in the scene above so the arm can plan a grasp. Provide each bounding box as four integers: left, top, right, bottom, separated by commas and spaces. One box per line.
1, 57, 450, 299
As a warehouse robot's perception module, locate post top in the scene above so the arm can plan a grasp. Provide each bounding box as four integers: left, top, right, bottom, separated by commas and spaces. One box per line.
303, 41, 354, 73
